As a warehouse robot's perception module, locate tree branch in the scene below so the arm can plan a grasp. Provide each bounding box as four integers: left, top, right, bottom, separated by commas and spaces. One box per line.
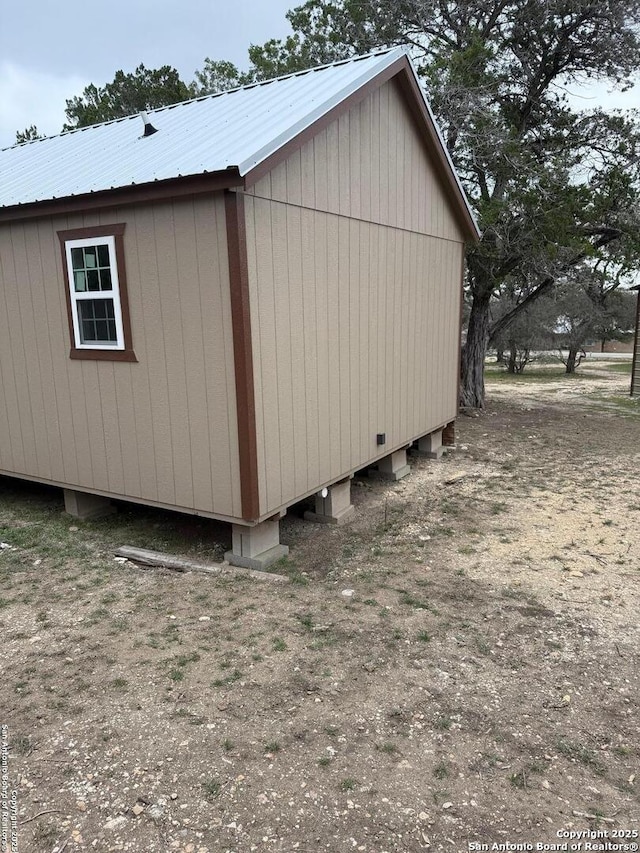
488, 228, 623, 343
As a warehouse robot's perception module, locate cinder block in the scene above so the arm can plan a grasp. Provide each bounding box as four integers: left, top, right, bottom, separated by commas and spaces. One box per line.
304, 479, 355, 525
415, 429, 444, 459
225, 519, 289, 569
370, 448, 410, 481
63, 489, 115, 520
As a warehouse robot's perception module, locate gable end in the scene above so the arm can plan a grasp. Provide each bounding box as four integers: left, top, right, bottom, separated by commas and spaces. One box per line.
243, 56, 478, 242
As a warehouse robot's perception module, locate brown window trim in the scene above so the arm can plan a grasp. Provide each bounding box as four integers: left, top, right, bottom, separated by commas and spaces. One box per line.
57, 223, 137, 362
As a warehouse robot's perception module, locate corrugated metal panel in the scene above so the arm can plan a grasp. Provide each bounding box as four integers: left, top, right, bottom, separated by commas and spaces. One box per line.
0, 48, 480, 237
0, 49, 406, 207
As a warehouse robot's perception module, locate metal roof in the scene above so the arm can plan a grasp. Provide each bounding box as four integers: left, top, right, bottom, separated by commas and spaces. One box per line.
0, 47, 479, 236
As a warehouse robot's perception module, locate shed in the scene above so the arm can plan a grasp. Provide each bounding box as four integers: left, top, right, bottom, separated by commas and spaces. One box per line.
0, 47, 479, 568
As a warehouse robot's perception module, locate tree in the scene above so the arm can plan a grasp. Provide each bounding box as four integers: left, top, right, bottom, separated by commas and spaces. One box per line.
249, 0, 640, 407
15, 125, 43, 144
491, 293, 555, 373
593, 288, 637, 351
553, 276, 600, 373
542, 259, 639, 372
247, 34, 339, 79
192, 59, 253, 95
64, 64, 193, 129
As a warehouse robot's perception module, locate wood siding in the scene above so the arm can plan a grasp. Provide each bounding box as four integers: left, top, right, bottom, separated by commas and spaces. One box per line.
0, 195, 242, 519
245, 81, 464, 515
245, 77, 465, 515
246, 79, 464, 243
246, 201, 463, 515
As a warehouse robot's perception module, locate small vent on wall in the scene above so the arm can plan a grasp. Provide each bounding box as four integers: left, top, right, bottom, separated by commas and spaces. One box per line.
376, 433, 386, 446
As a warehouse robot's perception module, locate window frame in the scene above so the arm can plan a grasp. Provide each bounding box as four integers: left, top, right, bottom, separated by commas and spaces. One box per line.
57, 223, 136, 362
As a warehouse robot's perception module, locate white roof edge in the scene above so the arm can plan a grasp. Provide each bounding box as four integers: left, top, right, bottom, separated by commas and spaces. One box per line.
403, 52, 481, 239
237, 45, 480, 240
0, 45, 480, 238
237, 47, 407, 175
1, 47, 406, 153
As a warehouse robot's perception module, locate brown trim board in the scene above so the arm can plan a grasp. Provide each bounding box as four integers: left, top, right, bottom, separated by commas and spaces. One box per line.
2, 169, 243, 224
225, 190, 260, 521
57, 222, 137, 362
631, 287, 640, 397
243, 56, 480, 243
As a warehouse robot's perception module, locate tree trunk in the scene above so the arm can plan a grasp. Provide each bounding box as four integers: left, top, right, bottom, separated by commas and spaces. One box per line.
565, 347, 578, 373
496, 348, 505, 364
507, 341, 517, 374
460, 291, 491, 408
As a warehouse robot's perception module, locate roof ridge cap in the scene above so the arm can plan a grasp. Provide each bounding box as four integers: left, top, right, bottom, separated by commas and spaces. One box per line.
1, 47, 408, 150
146, 45, 407, 112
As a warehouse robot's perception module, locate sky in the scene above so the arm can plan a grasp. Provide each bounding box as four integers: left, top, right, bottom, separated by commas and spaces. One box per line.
0, 0, 295, 148
0, 1, 638, 149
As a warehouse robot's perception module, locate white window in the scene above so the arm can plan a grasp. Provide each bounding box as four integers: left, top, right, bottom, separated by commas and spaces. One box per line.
65, 236, 124, 349
58, 224, 136, 362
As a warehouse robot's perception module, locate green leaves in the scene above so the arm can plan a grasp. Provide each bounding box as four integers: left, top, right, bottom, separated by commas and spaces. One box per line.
15, 125, 43, 144
18, 0, 640, 408
63, 64, 193, 130
192, 59, 253, 95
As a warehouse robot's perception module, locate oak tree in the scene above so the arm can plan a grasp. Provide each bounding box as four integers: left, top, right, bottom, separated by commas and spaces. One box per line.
250, 0, 640, 406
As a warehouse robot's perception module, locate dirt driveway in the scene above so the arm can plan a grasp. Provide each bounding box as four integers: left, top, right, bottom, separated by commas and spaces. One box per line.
1, 360, 638, 852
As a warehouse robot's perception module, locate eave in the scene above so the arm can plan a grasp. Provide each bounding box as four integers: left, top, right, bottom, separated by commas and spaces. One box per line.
0, 168, 244, 224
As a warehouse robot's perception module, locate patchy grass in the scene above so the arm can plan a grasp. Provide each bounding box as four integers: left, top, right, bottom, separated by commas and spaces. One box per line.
583, 391, 640, 415
484, 365, 591, 382
601, 361, 632, 374
212, 669, 243, 688
556, 739, 606, 775
1, 368, 638, 852
202, 779, 222, 800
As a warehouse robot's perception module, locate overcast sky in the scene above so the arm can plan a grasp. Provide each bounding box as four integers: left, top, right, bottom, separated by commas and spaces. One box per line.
0, 1, 638, 149
0, 0, 294, 148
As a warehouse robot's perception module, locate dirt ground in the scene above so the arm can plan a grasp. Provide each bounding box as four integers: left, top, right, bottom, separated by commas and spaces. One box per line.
1, 360, 638, 853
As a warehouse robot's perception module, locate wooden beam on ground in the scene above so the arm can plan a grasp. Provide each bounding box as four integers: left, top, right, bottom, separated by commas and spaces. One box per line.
114, 546, 288, 583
